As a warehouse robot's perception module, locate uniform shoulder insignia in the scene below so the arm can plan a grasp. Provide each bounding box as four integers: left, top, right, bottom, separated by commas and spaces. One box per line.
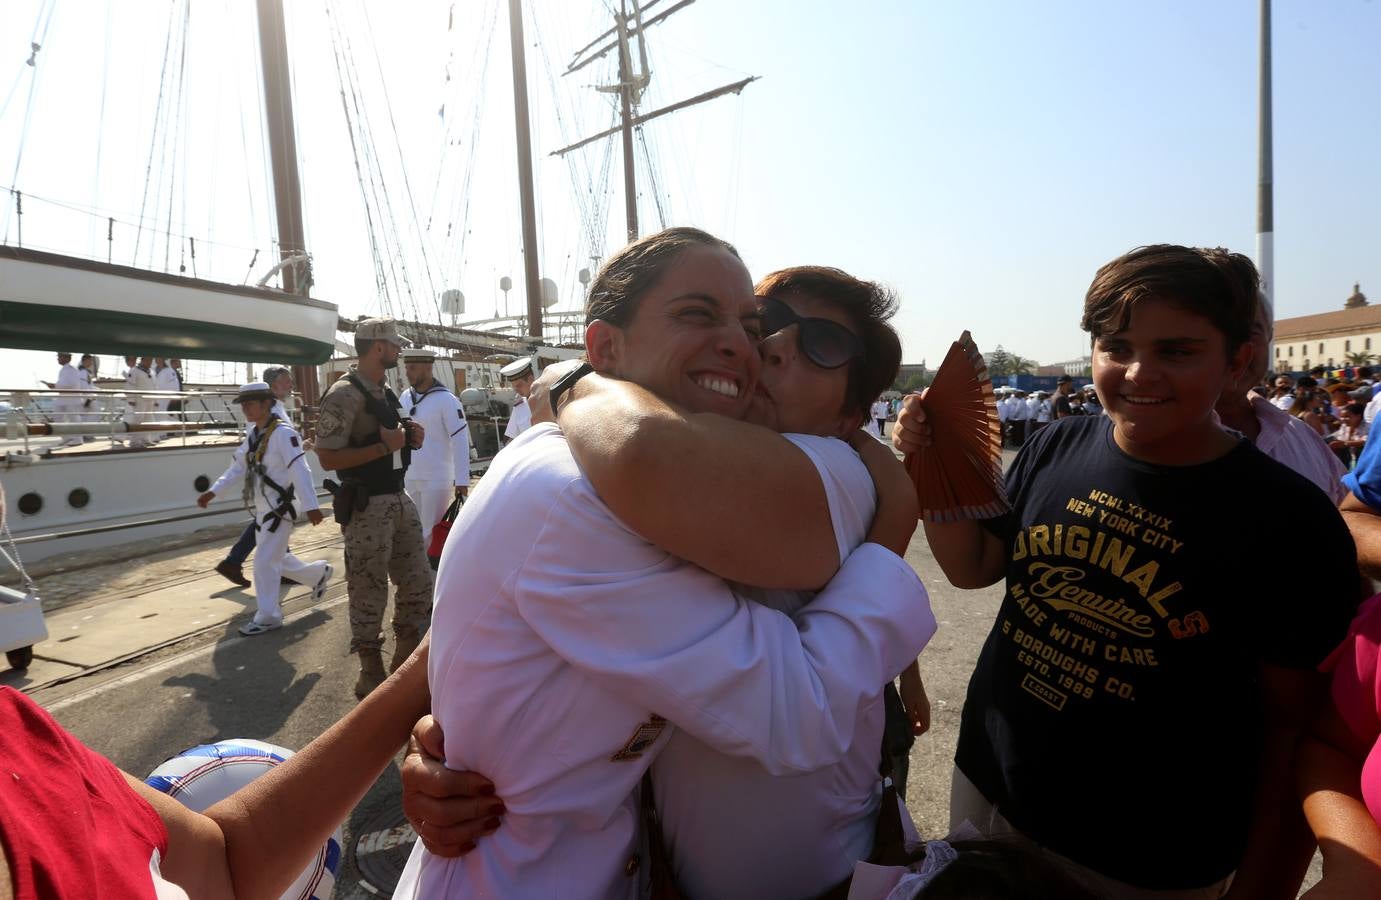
610, 714, 667, 762
290, 435, 300, 447
316, 404, 347, 441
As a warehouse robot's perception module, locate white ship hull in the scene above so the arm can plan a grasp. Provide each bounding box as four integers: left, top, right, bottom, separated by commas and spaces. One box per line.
1, 437, 328, 564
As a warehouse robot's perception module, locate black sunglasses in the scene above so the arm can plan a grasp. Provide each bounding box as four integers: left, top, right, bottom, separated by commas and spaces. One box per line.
756, 295, 864, 370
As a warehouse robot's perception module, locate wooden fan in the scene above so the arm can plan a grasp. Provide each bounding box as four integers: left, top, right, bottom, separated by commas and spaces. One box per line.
904, 331, 1008, 522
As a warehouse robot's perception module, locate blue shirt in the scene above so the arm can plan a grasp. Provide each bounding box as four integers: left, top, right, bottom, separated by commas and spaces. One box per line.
1344, 426, 1381, 507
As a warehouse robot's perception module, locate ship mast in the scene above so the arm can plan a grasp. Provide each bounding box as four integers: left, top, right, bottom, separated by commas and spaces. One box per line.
1257, 0, 1273, 310
554, 0, 758, 243
508, 0, 545, 339
255, 0, 321, 403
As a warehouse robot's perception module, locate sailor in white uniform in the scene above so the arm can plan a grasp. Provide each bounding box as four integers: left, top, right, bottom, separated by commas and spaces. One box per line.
53, 353, 85, 444
400, 348, 471, 534
197, 382, 332, 636
500, 356, 535, 442
122, 355, 157, 447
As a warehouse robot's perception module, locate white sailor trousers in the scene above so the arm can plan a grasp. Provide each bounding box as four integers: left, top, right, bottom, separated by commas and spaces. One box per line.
405, 477, 452, 538
251, 514, 328, 626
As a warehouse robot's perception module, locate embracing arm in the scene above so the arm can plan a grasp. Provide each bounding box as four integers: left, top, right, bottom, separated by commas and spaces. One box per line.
137, 638, 432, 899
518, 486, 936, 775
558, 374, 838, 590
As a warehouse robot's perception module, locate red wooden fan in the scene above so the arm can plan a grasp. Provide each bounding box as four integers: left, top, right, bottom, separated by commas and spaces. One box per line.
904, 331, 1008, 522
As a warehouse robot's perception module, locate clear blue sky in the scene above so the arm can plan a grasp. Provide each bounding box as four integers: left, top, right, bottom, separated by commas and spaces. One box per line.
1, 0, 1377, 387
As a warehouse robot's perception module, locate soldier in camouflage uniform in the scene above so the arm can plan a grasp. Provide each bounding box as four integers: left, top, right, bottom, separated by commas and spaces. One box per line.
314, 318, 435, 698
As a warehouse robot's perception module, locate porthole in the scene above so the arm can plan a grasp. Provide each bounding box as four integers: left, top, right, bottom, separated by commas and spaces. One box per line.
68, 488, 90, 509
17, 492, 42, 516
193, 475, 211, 492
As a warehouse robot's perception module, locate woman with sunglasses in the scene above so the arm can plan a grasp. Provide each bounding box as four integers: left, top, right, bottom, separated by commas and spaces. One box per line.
405, 264, 935, 899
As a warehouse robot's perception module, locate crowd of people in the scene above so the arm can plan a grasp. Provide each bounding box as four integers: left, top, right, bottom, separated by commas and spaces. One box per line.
9, 233, 1381, 900
48, 353, 187, 447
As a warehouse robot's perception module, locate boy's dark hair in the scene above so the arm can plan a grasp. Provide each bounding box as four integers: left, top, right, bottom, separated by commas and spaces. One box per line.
1297, 376, 1318, 389
1081, 245, 1259, 352
1347, 402, 1366, 416
905, 838, 1100, 899
1360, 366, 1374, 379
755, 266, 902, 419
585, 227, 741, 328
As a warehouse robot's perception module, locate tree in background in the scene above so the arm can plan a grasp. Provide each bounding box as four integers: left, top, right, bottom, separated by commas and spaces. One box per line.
1346, 351, 1374, 367
986, 345, 1014, 377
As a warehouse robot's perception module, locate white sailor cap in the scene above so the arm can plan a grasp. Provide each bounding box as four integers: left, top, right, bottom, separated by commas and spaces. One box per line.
232, 382, 274, 404
500, 356, 534, 380
403, 348, 437, 363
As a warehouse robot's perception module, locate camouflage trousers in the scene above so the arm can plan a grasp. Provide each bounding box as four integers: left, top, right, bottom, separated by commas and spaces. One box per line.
342, 491, 434, 653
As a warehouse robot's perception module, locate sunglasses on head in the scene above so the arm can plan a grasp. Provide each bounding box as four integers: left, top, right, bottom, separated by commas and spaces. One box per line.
756, 295, 864, 370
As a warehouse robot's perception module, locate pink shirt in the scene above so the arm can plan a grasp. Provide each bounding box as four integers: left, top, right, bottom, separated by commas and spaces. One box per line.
1250, 393, 1347, 503
1322, 595, 1381, 826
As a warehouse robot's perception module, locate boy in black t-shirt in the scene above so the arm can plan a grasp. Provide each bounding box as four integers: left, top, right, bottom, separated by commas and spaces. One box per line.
896, 245, 1361, 899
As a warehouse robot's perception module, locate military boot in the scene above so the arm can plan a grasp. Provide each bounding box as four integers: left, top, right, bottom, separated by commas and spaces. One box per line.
390, 629, 423, 674
354, 649, 387, 700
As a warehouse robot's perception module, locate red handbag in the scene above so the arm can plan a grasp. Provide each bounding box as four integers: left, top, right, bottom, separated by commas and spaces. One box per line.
427, 496, 463, 568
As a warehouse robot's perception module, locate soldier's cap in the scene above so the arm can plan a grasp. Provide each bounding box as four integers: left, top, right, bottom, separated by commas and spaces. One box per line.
233, 382, 274, 404
356, 317, 412, 348
403, 348, 437, 363
500, 356, 534, 380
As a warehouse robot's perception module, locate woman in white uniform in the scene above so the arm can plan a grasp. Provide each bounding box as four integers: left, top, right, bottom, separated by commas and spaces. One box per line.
403, 264, 937, 898
396, 233, 934, 899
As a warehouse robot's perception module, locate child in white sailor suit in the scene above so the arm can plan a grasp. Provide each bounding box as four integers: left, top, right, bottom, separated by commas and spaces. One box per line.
197, 382, 333, 636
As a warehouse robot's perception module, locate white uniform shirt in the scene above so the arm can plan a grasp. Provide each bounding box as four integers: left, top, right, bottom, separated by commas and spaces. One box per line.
870, 400, 889, 421
1009, 397, 1030, 421
155, 364, 182, 393
54, 363, 83, 415
402, 383, 471, 486
1365, 391, 1381, 425
1034, 397, 1052, 423
209, 420, 319, 519
997, 396, 1010, 423
504, 396, 532, 440
1271, 394, 1296, 412
398, 424, 933, 900
653, 434, 925, 899
124, 365, 156, 416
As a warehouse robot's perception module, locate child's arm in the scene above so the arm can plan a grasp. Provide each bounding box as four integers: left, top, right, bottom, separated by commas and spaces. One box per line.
555, 373, 845, 591
1297, 703, 1381, 898
898, 661, 930, 736
892, 393, 1006, 588
1225, 665, 1331, 900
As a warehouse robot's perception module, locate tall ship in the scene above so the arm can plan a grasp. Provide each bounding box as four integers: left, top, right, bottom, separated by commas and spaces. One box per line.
0, 0, 755, 562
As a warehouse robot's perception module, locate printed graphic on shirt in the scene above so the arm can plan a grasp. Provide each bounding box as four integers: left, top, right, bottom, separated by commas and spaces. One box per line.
998, 487, 1206, 712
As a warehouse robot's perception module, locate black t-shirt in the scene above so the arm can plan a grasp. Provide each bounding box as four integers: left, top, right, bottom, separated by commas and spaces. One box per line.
956, 416, 1360, 890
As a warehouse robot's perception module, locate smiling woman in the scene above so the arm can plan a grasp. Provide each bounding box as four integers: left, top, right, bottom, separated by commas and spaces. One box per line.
584, 228, 761, 420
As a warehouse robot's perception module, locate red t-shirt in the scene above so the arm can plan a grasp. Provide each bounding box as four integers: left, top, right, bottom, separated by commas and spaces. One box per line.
0, 687, 169, 899
1322, 594, 1381, 826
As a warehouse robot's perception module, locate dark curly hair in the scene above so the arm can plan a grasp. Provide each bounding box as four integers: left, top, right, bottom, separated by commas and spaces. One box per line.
754, 265, 902, 418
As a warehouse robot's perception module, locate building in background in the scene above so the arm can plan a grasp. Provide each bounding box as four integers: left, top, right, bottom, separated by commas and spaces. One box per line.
1274, 284, 1380, 373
